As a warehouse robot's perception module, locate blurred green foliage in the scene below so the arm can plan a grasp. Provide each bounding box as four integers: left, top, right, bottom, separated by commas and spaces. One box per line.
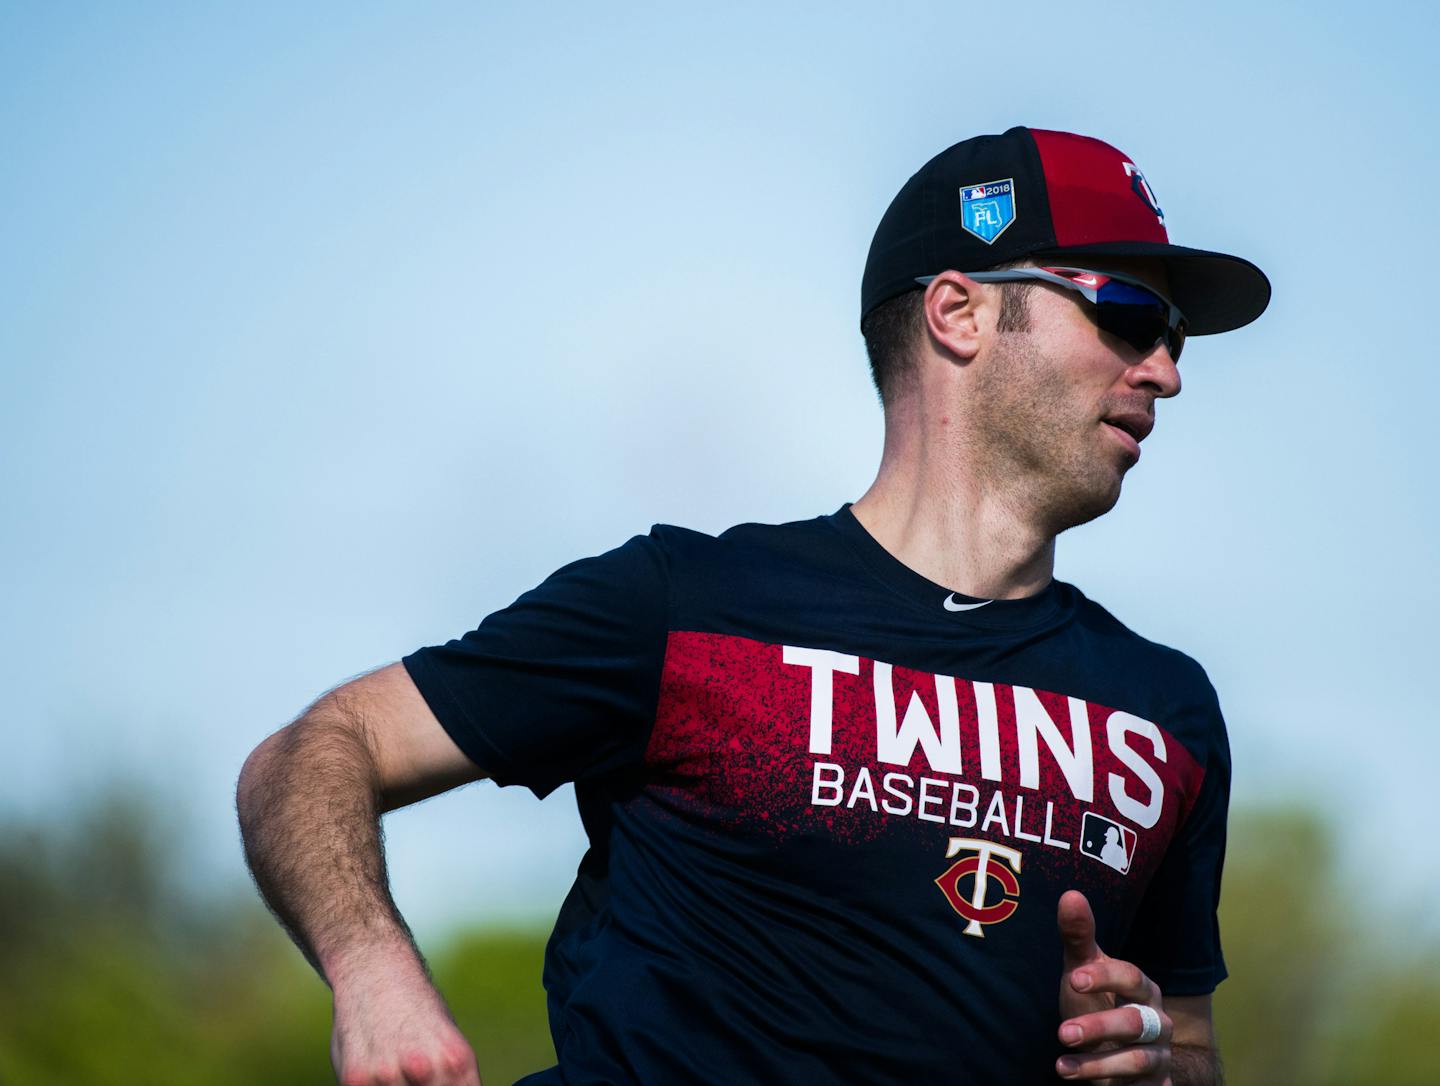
1214, 809, 1440, 1085
1, 791, 1437, 1084
0, 790, 551, 1085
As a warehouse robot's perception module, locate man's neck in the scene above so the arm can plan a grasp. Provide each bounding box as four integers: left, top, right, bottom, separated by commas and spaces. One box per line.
849, 429, 1057, 601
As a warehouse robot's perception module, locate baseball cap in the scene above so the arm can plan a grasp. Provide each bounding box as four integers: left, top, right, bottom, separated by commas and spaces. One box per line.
860, 126, 1270, 336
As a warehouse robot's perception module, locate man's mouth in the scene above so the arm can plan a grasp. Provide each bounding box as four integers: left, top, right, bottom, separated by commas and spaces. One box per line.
1100, 411, 1154, 443
1100, 411, 1153, 459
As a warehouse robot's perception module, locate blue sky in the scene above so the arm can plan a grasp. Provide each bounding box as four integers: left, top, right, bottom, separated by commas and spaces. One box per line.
3, 2, 1436, 939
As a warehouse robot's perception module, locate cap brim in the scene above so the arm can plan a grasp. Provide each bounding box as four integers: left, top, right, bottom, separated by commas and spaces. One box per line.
1031, 241, 1270, 336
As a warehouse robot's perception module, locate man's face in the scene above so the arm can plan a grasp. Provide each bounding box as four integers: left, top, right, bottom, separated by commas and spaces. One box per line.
965, 259, 1182, 534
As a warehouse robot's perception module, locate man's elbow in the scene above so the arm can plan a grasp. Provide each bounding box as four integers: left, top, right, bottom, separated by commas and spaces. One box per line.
236, 727, 288, 816
236, 712, 376, 819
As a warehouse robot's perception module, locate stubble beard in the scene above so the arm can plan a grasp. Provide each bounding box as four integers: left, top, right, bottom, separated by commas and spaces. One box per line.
968, 332, 1127, 538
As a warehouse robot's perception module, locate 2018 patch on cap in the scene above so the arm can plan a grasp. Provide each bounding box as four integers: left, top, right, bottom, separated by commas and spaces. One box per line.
959, 178, 1016, 244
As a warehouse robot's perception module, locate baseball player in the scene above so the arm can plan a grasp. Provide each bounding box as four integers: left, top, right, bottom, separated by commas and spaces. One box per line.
238, 126, 1269, 1085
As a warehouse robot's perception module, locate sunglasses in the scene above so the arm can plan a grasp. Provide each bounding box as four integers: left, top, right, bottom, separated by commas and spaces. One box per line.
919, 266, 1188, 363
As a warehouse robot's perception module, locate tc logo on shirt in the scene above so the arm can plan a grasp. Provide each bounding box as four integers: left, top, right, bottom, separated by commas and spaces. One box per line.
934, 837, 1023, 937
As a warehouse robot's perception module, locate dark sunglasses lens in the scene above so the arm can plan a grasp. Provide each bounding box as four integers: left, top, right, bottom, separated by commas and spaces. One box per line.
1093, 280, 1184, 362
1095, 300, 1169, 355
1168, 321, 1186, 363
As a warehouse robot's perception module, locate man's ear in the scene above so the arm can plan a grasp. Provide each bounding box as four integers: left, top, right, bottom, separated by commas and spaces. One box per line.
922, 271, 989, 363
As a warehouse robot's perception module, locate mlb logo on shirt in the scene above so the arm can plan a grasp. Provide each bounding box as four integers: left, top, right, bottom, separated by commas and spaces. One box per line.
1080, 812, 1137, 875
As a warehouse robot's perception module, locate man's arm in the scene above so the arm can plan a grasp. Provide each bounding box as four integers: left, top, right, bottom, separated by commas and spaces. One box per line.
1166, 994, 1222, 1086
236, 661, 487, 1086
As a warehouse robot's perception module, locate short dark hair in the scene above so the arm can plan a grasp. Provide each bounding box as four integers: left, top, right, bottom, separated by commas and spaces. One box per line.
860, 266, 1035, 406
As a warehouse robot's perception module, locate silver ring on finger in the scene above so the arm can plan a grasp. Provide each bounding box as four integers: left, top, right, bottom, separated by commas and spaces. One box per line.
1123, 1002, 1163, 1044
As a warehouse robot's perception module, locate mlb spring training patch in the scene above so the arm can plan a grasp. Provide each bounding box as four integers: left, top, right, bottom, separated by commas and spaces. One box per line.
959, 178, 1017, 244
402, 507, 1230, 1085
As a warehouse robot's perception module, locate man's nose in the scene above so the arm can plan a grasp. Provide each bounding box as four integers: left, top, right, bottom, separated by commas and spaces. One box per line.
1127, 343, 1182, 399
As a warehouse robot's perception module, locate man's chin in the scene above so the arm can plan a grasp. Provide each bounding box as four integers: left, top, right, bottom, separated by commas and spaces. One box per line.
1049, 476, 1125, 534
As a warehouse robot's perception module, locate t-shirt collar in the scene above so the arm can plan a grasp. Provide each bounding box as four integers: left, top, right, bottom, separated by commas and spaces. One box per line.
828, 503, 1067, 631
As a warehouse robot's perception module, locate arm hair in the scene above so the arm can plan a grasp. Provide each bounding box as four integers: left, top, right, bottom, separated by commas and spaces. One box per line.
235, 688, 423, 984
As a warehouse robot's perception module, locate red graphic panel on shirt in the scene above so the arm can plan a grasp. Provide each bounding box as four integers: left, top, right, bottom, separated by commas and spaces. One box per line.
644, 630, 1205, 888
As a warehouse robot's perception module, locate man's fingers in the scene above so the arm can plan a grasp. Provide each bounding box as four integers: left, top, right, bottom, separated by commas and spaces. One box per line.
1055, 1043, 1170, 1082
439, 1044, 484, 1086
1057, 889, 1101, 965
400, 1040, 484, 1085
1066, 957, 1160, 1004
1059, 1004, 1173, 1048
340, 1059, 481, 1086
338, 1038, 483, 1086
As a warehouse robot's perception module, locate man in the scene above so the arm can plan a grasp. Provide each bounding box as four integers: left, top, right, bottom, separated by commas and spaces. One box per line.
238, 126, 1269, 1085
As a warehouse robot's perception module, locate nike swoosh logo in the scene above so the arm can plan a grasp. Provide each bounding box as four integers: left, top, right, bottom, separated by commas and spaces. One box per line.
943, 594, 992, 612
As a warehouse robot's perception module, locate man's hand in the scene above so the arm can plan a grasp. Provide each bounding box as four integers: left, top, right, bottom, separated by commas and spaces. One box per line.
328, 942, 483, 1086
1056, 890, 1172, 1084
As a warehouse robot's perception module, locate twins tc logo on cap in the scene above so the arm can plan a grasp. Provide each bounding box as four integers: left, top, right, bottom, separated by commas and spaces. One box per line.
1122, 161, 1165, 226
959, 178, 1016, 244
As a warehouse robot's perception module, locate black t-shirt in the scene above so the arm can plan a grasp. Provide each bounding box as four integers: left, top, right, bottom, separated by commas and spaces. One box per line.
402, 506, 1230, 1085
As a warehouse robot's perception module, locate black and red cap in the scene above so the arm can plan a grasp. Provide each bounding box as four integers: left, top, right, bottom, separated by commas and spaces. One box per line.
861, 126, 1270, 336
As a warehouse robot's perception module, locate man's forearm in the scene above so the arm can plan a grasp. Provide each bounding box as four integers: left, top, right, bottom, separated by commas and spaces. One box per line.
1172, 1043, 1223, 1086
236, 699, 419, 985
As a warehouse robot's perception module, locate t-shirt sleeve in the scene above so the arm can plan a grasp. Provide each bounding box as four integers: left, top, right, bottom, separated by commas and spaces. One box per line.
400, 530, 671, 799
1119, 678, 1232, 997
